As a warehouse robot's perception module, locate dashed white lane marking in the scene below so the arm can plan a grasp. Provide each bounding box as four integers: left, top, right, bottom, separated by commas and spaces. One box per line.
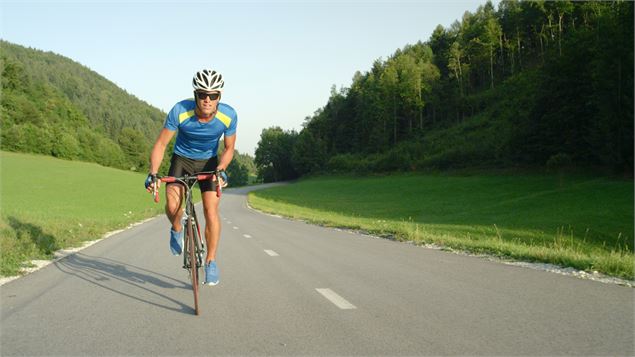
316, 288, 357, 310
233, 226, 239, 230
264, 250, 279, 257
243, 234, 252, 238
227, 221, 232, 224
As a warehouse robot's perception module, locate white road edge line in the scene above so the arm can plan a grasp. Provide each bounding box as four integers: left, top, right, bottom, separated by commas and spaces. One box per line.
316, 288, 357, 310
264, 250, 279, 257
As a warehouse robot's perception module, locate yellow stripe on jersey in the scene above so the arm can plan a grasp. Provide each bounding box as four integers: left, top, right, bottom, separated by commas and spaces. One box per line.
179, 110, 195, 123
216, 111, 232, 128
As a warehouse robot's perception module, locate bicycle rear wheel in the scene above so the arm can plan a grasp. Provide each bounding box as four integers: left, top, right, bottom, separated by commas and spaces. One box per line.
186, 216, 200, 315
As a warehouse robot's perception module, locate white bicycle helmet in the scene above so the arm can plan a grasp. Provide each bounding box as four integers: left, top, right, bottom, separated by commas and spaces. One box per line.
192, 69, 224, 92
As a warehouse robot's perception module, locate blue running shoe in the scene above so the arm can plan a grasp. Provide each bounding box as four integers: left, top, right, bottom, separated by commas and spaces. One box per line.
204, 261, 219, 286
169, 228, 183, 256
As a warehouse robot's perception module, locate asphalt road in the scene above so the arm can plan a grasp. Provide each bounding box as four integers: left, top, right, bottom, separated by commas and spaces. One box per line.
1, 184, 633, 356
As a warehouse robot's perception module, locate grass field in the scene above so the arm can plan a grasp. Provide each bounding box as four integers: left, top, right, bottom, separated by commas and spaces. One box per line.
249, 173, 634, 279
0, 151, 174, 276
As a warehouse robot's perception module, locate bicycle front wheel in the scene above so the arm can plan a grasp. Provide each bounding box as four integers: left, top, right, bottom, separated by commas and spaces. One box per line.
186, 216, 200, 315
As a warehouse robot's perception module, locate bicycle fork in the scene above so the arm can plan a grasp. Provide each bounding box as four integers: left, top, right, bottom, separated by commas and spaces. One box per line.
182, 204, 205, 272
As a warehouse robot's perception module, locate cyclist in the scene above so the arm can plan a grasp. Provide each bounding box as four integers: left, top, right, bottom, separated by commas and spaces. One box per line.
145, 69, 237, 286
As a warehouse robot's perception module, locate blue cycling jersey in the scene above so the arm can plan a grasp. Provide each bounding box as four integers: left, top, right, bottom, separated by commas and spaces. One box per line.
164, 99, 237, 160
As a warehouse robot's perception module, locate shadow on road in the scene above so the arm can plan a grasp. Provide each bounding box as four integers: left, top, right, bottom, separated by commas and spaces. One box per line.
7, 216, 60, 256
55, 253, 196, 315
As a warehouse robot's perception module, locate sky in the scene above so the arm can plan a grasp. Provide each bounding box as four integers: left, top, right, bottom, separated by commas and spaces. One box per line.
2, 0, 494, 156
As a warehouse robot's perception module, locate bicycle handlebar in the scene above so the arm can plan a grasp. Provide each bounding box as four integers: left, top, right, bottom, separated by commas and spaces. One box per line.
160, 173, 215, 183
152, 171, 222, 203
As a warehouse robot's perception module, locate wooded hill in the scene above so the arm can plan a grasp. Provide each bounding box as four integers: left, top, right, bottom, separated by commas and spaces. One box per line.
1, 41, 253, 184
254, 0, 634, 182
1, 40, 164, 171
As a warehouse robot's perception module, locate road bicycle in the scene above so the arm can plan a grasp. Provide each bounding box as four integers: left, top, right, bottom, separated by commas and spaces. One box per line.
151, 171, 222, 315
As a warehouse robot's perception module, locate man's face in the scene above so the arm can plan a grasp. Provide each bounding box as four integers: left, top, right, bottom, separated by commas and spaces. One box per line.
195, 91, 220, 117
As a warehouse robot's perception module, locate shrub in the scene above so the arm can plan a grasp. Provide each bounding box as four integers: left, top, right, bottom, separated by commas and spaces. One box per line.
546, 152, 573, 171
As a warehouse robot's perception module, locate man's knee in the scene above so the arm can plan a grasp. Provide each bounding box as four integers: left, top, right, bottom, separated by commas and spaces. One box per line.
165, 202, 181, 217
202, 200, 219, 220
203, 205, 219, 219
165, 185, 183, 215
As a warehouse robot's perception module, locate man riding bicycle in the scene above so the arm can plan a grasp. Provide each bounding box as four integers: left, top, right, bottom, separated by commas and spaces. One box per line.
145, 69, 237, 286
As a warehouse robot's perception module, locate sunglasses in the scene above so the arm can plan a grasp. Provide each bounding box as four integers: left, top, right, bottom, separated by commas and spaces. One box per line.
195, 91, 220, 101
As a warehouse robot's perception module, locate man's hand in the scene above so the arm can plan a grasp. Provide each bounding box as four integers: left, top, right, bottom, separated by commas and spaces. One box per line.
217, 169, 228, 188
145, 173, 159, 192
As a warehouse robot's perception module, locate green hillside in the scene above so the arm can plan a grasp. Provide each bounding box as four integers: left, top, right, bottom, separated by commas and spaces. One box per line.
1, 40, 256, 182
0, 151, 165, 276
1, 40, 165, 171
254, 0, 634, 181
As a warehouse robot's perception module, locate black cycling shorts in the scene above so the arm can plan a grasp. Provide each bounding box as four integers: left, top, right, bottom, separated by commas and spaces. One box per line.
167, 154, 218, 192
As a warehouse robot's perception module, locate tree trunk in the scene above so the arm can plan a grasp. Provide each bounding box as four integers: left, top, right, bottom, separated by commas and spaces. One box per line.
432, 106, 436, 126
539, 25, 545, 64
383, 116, 387, 144
558, 13, 564, 56
616, 59, 623, 167
618, 58, 622, 112
453, 67, 461, 95
548, 15, 554, 41
509, 42, 515, 75
458, 58, 464, 97
517, 27, 522, 69
419, 86, 423, 129
489, 46, 494, 89
499, 32, 504, 70
393, 94, 397, 144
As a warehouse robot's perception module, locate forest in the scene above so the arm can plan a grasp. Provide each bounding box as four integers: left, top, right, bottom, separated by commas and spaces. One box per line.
1, 41, 252, 185
254, 0, 633, 182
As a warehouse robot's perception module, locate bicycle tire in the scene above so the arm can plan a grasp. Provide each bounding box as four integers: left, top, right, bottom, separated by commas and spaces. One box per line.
192, 208, 205, 265
186, 215, 200, 315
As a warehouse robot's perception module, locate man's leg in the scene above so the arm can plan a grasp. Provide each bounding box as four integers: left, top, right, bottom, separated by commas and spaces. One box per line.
201, 190, 221, 263
165, 183, 184, 230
